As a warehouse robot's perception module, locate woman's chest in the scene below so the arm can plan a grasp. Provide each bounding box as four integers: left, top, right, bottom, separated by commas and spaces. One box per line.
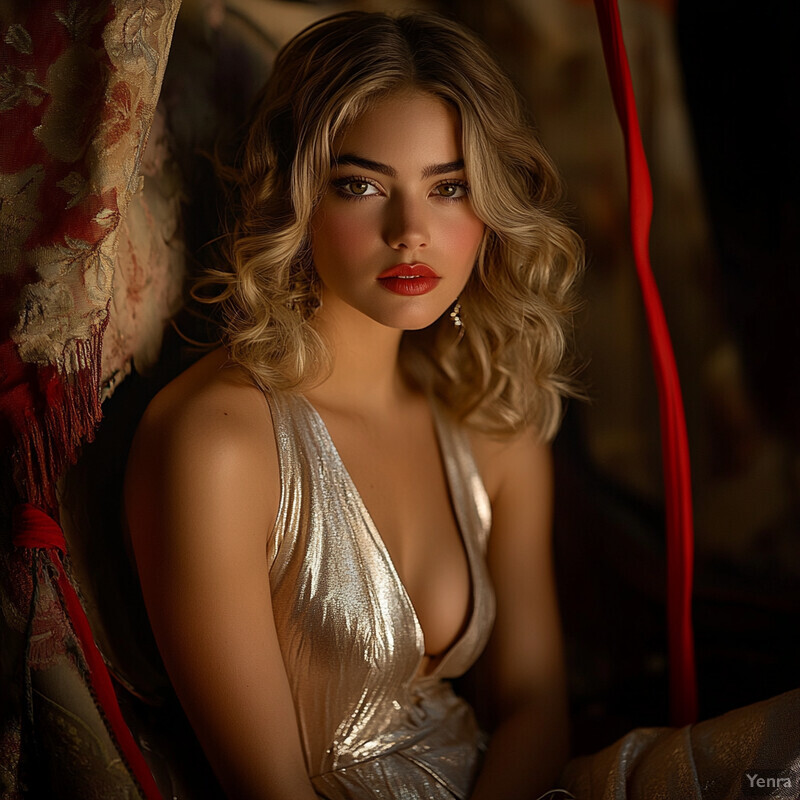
315, 404, 472, 659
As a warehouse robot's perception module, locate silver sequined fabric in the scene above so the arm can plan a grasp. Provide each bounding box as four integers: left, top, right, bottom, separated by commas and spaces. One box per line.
264, 391, 496, 800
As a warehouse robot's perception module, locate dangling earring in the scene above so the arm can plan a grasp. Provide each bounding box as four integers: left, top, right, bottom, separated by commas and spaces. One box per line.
450, 299, 464, 342
449, 300, 462, 328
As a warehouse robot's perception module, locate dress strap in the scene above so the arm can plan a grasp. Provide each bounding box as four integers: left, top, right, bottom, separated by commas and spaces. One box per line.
429, 402, 492, 553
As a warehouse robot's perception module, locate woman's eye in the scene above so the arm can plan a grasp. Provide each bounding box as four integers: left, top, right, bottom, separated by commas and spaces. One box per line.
347, 181, 372, 195
334, 178, 379, 198
433, 182, 468, 199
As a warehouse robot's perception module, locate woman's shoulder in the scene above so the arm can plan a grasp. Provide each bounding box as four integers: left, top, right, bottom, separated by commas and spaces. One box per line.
466, 424, 552, 505
128, 348, 279, 506
125, 348, 281, 567
139, 348, 273, 452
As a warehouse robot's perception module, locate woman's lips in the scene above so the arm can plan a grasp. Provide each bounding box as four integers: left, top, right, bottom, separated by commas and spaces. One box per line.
377, 263, 441, 296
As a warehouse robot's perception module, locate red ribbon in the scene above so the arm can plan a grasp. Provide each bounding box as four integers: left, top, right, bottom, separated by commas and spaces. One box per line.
11, 503, 164, 798
12, 502, 66, 551
592, 0, 698, 725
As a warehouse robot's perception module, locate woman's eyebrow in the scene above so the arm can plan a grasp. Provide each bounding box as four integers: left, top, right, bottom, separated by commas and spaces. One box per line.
332, 154, 396, 177
331, 155, 465, 179
421, 159, 464, 178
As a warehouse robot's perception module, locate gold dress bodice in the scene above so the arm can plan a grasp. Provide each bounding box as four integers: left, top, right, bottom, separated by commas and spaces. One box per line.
264, 390, 496, 800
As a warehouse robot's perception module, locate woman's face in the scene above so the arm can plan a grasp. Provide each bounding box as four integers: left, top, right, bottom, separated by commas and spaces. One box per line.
309, 90, 485, 332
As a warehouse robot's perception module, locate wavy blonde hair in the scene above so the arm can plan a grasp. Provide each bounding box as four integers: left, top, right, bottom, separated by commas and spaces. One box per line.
198, 10, 583, 439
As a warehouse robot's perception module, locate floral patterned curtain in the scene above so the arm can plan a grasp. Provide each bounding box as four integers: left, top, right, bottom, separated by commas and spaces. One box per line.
1, 2, 180, 797
1, 0, 181, 511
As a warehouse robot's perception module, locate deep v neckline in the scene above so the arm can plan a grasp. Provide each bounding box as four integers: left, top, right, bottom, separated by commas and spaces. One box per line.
298, 394, 477, 678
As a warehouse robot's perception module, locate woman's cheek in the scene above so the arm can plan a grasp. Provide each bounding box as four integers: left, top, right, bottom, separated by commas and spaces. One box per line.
445, 213, 485, 264
316, 209, 371, 261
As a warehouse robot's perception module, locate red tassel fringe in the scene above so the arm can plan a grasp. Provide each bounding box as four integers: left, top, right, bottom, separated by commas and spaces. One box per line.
0, 315, 107, 516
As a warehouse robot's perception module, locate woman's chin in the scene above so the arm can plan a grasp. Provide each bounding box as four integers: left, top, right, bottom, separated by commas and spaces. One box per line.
370, 301, 456, 333
384, 312, 449, 333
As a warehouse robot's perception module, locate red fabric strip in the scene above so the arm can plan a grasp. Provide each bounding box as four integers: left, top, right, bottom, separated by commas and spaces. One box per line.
12, 502, 66, 551
52, 557, 164, 798
592, 0, 698, 724
12, 504, 163, 799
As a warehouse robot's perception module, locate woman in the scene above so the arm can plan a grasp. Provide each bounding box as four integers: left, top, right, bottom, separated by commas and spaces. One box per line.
124, 11, 582, 799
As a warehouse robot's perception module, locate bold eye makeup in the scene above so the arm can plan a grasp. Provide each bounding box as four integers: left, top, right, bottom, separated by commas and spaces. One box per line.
330, 176, 470, 202
431, 179, 469, 201
331, 176, 381, 201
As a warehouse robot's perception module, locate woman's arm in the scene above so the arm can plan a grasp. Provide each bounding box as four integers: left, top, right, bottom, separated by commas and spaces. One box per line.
124, 372, 319, 800
469, 428, 569, 800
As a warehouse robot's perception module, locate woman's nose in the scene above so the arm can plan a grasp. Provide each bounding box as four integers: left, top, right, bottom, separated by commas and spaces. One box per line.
383, 196, 429, 252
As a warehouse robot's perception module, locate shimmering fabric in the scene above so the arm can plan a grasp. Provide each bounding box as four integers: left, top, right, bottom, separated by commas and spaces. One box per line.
561, 688, 800, 799
264, 390, 496, 800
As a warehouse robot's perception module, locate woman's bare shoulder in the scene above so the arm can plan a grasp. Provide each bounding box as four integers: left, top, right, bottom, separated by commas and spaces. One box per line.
136, 349, 274, 457
140, 348, 271, 443
126, 348, 279, 541
467, 425, 551, 504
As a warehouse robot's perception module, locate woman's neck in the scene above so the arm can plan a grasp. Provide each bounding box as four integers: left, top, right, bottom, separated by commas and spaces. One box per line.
307, 298, 410, 415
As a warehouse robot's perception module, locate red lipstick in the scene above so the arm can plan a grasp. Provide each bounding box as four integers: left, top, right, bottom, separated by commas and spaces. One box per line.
377, 263, 441, 296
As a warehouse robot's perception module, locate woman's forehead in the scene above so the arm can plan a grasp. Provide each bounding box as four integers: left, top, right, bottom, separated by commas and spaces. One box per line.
331, 91, 464, 172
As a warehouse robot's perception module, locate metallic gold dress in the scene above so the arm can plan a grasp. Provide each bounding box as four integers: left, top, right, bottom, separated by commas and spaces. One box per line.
264, 390, 497, 800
